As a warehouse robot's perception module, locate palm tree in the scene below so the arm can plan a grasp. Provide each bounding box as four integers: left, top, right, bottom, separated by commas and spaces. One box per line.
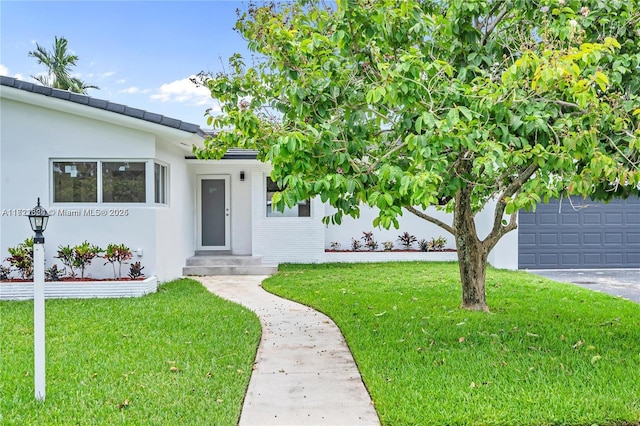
28, 36, 98, 94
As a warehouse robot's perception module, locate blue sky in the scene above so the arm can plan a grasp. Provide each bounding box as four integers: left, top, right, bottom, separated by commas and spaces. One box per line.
1, 1, 253, 127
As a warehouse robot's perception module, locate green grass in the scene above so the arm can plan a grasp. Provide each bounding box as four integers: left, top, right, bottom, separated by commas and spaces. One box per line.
263, 262, 640, 426
0, 279, 261, 425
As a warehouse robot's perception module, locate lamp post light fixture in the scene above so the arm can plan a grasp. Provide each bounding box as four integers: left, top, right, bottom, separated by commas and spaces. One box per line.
28, 198, 49, 244
28, 197, 49, 402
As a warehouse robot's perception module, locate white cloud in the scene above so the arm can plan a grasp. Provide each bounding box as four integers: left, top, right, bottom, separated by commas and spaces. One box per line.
118, 86, 140, 94
81, 71, 114, 81
116, 79, 127, 84
0, 64, 21, 80
150, 76, 211, 106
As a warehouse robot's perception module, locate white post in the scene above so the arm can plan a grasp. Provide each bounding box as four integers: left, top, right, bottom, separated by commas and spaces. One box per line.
33, 242, 46, 401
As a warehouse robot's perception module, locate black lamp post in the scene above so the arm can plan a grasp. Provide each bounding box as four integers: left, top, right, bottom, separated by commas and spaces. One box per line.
28, 198, 49, 244
29, 197, 49, 401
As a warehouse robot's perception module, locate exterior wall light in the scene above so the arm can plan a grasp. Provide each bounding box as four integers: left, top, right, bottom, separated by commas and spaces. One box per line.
28, 198, 49, 244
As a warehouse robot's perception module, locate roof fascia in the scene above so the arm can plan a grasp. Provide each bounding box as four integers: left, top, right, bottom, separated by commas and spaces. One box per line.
1, 84, 204, 141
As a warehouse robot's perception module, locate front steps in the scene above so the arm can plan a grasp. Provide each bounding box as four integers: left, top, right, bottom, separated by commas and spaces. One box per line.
183, 253, 278, 276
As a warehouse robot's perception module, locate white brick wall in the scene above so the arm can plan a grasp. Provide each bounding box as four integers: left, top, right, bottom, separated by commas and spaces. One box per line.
251, 168, 326, 264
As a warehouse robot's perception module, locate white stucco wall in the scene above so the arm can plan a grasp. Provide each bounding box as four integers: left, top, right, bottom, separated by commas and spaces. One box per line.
154, 139, 195, 281
1, 97, 155, 278
1, 90, 199, 281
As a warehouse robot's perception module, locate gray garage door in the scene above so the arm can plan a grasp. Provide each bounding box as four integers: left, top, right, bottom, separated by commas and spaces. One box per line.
518, 196, 640, 269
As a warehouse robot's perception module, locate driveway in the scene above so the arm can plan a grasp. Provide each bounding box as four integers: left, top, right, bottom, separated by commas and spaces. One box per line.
527, 269, 640, 303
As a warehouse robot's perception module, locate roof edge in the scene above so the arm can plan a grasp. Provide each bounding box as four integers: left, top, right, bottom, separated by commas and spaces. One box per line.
1, 75, 206, 138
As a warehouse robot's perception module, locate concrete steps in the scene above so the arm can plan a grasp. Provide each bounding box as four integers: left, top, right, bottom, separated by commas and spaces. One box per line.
183, 253, 278, 276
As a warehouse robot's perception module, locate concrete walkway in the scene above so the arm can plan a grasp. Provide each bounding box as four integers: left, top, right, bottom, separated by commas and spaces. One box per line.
196, 276, 380, 426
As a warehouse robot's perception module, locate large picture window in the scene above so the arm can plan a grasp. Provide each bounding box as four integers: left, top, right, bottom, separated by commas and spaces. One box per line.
102, 162, 146, 203
266, 177, 310, 217
52, 160, 155, 204
53, 161, 98, 203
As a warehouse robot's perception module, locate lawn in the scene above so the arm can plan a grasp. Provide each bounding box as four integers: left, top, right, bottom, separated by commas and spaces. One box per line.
0, 278, 261, 425
263, 262, 640, 426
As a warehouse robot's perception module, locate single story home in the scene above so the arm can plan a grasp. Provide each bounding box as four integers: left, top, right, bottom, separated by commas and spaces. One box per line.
1, 76, 638, 281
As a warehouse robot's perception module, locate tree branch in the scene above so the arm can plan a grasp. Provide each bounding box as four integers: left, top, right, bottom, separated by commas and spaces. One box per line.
534, 98, 587, 114
608, 133, 640, 169
366, 137, 406, 173
483, 163, 539, 249
405, 206, 456, 235
475, 1, 503, 31
480, 6, 510, 46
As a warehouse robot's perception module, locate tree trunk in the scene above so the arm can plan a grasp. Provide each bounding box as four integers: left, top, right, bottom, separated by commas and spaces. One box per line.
456, 238, 489, 312
454, 182, 490, 312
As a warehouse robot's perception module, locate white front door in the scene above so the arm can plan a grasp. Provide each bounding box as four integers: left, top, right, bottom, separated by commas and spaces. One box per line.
197, 175, 230, 250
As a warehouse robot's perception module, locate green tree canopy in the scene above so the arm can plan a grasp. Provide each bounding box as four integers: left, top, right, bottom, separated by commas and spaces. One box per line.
28, 36, 98, 94
196, 0, 640, 311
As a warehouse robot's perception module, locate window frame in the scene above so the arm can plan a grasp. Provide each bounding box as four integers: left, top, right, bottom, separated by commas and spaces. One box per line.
154, 162, 169, 205
51, 160, 99, 203
265, 176, 311, 218
101, 161, 147, 204
51, 159, 167, 206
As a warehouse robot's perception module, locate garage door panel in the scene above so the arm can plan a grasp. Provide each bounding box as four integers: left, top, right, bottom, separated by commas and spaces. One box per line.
604, 252, 624, 264
539, 253, 560, 266
540, 213, 559, 225
561, 233, 579, 245
604, 213, 623, 225
560, 253, 580, 266
519, 196, 640, 269
539, 233, 558, 245
583, 212, 602, 225
519, 253, 537, 265
519, 213, 536, 225
582, 233, 602, 245
520, 233, 536, 245
584, 253, 604, 264
604, 233, 623, 245
561, 214, 579, 225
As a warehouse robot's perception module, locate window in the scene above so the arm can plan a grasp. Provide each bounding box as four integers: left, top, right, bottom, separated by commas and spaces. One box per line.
102, 162, 146, 203
53, 161, 98, 202
52, 160, 150, 204
266, 177, 310, 217
154, 163, 168, 204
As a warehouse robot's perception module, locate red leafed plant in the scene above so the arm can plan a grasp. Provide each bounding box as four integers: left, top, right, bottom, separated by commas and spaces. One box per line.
102, 243, 132, 279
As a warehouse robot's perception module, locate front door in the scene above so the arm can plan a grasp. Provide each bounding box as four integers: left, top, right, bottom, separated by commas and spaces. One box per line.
197, 175, 230, 250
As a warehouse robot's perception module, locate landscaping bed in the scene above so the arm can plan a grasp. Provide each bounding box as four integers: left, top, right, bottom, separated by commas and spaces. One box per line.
323, 249, 457, 263
0, 276, 157, 300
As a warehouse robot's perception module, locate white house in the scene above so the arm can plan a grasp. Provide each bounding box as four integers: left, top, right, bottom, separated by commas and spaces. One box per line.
1, 76, 637, 282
